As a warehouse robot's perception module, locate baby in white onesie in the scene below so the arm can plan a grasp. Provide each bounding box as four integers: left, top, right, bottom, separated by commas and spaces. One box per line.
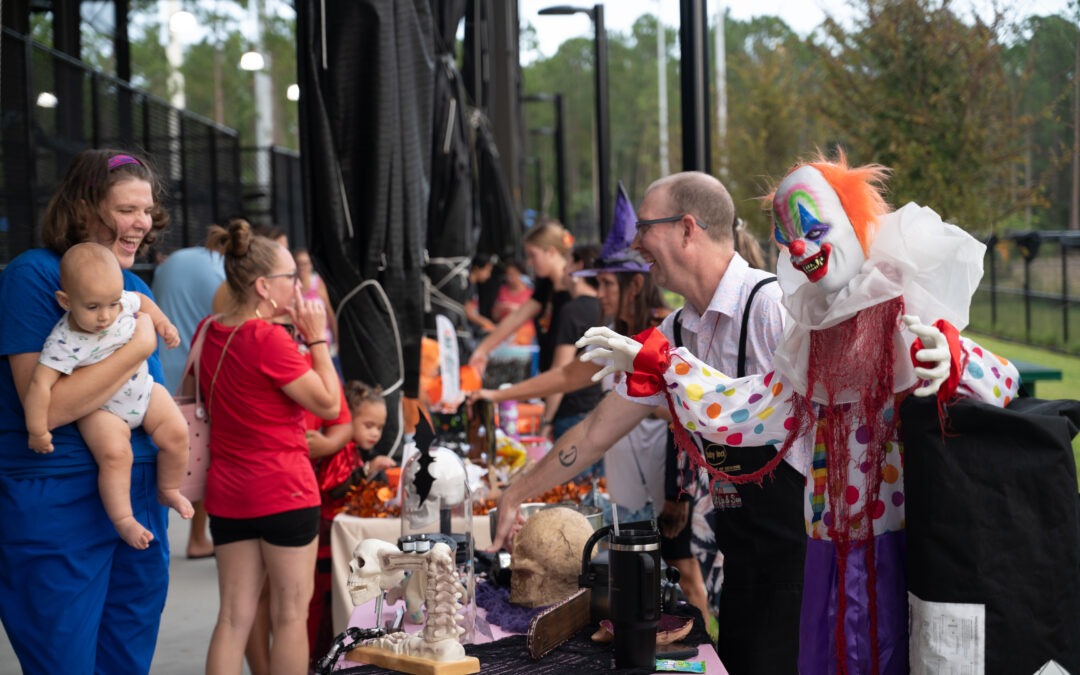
26, 242, 194, 549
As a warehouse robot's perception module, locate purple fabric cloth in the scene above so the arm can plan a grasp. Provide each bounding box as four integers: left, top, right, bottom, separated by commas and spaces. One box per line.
799, 530, 908, 674
474, 580, 545, 634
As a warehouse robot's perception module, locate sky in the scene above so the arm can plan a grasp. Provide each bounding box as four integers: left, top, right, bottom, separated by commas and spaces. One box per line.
519, 0, 1076, 61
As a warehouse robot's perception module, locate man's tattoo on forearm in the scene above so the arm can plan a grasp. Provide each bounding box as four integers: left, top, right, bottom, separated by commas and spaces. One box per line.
558, 445, 578, 467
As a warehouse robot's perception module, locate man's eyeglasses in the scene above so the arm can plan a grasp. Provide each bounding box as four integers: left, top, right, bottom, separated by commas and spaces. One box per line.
634, 213, 709, 234
264, 270, 300, 283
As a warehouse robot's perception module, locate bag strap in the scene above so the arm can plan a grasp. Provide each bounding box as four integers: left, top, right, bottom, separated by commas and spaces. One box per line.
206, 323, 242, 419
179, 315, 217, 399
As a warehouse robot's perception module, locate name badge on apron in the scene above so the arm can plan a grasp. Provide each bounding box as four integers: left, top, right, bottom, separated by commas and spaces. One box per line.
705, 442, 745, 510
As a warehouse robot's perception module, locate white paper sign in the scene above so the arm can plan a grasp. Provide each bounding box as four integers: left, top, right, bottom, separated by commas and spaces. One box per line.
435, 314, 460, 406
909, 592, 985, 675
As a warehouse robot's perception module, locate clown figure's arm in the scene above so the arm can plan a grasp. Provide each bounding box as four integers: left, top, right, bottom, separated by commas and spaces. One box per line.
954, 335, 1020, 403
662, 349, 793, 445
579, 325, 792, 446
903, 315, 1019, 405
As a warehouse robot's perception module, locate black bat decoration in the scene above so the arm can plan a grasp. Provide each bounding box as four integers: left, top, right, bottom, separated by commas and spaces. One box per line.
411, 411, 437, 505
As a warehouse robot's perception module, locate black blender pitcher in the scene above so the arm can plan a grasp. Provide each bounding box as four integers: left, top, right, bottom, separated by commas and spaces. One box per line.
580, 520, 661, 669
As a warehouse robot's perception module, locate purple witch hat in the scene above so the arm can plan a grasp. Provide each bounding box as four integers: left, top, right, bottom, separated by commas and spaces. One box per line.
574, 181, 650, 277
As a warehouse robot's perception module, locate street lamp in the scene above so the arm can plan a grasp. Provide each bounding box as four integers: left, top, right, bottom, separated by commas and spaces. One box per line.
538, 4, 611, 240
239, 47, 265, 72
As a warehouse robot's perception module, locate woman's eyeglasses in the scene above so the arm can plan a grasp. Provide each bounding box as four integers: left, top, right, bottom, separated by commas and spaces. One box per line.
264, 270, 300, 283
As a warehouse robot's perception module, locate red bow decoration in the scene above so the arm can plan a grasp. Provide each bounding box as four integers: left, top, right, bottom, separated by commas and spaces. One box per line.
625, 327, 672, 397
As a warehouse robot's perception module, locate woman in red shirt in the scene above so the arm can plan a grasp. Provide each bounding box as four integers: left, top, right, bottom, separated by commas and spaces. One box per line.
185, 219, 340, 675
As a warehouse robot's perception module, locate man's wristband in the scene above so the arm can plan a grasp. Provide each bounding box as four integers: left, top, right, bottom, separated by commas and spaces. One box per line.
307, 339, 328, 347
542, 418, 554, 426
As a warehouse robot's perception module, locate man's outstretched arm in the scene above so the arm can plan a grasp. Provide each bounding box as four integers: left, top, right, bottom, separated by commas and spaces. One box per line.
489, 391, 652, 551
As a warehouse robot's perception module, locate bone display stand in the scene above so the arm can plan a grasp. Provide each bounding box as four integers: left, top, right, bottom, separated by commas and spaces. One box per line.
344, 647, 480, 675
346, 542, 480, 675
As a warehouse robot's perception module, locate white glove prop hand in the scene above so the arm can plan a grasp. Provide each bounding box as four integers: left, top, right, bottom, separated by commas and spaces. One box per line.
902, 314, 950, 397
576, 326, 643, 383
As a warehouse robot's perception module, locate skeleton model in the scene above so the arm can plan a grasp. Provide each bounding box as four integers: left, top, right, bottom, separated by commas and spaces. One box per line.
347, 538, 470, 663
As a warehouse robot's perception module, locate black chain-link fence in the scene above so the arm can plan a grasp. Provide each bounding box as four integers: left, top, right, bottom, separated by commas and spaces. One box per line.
0, 28, 303, 277
241, 144, 304, 250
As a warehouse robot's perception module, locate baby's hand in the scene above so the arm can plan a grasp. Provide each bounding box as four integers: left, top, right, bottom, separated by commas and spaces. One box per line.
29, 431, 53, 454
157, 320, 181, 349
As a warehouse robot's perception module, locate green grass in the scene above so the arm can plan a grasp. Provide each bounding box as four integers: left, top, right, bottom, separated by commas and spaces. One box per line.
966, 330, 1080, 488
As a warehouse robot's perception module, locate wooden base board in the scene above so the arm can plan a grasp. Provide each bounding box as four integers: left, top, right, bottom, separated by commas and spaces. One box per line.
345, 646, 481, 675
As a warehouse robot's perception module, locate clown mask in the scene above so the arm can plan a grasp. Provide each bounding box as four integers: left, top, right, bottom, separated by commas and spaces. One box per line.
772, 165, 865, 297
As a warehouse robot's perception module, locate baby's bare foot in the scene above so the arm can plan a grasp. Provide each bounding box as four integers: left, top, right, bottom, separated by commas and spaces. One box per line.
115, 516, 154, 550
159, 489, 195, 519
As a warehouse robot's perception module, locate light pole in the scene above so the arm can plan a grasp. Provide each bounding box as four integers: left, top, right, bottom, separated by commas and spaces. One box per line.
538, 4, 611, 240
240, 0, 273, 193
523, 93, 568, 228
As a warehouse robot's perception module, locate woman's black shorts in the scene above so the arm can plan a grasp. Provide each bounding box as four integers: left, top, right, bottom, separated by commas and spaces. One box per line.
209, 506, 320, 547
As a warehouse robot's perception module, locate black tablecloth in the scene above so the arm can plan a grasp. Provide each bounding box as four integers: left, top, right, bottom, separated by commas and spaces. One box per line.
336, 602, 710, 674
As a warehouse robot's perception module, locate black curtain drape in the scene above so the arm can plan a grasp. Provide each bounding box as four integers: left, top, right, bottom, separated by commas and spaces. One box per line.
297, 0, 524, 453
297, 0, 434, 454
424, 0, 475, 349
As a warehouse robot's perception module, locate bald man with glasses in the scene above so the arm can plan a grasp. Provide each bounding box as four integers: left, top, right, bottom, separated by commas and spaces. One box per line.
490, 171, 806, 674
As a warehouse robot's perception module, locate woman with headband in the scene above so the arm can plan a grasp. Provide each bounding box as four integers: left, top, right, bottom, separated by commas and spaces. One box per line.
0, 148, 173, 673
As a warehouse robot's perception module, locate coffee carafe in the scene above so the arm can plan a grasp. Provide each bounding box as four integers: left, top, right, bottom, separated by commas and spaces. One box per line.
580, 520, 661, 669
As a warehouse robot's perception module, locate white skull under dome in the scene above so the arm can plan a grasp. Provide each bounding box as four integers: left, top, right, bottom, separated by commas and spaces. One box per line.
400, 444, 470, 531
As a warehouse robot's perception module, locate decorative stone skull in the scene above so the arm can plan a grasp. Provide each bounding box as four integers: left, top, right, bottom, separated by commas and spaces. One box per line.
402, 446, 469, 530
510, 507, 594, 608
347, 539, 407, 606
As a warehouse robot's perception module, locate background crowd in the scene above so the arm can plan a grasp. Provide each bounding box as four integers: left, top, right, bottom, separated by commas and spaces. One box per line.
0, 146, 833, 675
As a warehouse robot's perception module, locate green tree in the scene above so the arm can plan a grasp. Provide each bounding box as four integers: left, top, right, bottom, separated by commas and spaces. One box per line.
522, 16, 684, 237
721, 13, 824, 238
1004, 14, 1078, 230
813, 0, 1033, 233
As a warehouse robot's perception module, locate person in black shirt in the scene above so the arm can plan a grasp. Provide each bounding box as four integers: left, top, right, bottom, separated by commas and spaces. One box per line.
468, 221, 575, 376
543, 244, 603, 441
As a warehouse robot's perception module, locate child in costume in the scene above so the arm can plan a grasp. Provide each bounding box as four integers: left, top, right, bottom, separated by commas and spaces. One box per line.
582, 152, 1020, 674
26, 242, 193, 549
307, 380, 397, 661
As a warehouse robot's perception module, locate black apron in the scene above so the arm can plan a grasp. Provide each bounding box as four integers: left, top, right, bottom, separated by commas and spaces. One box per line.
673, 277, 806, 675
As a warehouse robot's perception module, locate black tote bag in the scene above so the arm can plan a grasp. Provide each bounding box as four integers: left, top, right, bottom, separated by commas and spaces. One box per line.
902, 395, 1080, 674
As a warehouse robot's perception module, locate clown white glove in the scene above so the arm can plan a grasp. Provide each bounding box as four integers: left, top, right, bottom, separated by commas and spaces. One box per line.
902, 314, 950, 397
576, 326, 643, 383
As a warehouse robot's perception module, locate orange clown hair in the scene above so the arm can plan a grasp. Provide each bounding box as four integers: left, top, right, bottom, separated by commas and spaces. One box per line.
768, 148, 892, 258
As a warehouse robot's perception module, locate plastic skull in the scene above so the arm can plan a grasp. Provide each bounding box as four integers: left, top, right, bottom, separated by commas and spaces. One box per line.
347, 539, 406, 606
402, 446, 468, 529
510, 507, 594, 608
